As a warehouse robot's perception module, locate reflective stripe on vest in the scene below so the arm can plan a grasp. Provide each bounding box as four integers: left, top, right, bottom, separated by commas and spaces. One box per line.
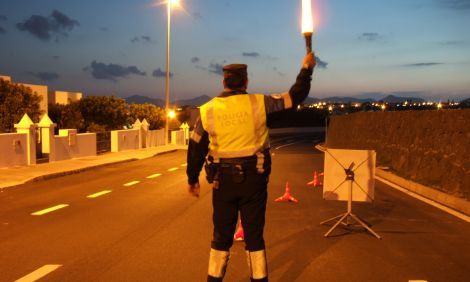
200, 94, 269, 159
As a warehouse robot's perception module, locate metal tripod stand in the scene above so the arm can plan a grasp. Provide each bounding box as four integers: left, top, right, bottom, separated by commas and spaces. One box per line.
321, 162, 381, 239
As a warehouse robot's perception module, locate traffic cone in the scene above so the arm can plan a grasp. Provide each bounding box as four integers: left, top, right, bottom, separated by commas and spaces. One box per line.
307, 171, 324, 187
234, 220, 244, 241
275, 182, 299, 203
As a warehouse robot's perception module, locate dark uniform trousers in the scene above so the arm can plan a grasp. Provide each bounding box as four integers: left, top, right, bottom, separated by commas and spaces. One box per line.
208, 156, 270, 282
212, 160, 268, 252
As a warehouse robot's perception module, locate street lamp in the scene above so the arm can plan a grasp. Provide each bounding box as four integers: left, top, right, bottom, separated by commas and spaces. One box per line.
164, 0, 180, 145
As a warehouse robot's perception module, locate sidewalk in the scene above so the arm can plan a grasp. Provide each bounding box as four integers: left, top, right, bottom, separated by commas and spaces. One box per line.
0, 145, 187, 190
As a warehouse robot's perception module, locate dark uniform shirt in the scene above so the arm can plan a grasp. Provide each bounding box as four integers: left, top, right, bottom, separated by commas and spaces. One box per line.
187, 68, 313, 185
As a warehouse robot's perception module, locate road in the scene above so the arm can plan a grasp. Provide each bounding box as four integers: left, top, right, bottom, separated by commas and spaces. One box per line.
0, 133, 469, 282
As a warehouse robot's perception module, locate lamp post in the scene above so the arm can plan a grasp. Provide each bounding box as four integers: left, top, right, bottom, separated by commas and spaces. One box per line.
164, 0, 180, 145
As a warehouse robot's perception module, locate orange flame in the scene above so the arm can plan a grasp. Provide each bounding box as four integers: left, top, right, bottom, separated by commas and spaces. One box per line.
302, 0, 314, 34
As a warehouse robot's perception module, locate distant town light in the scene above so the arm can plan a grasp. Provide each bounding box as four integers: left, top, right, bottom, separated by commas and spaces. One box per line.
381, 104, 386, 111
437, 103, 443, 110
168, 110, 176, 119
328, 105, 333, 111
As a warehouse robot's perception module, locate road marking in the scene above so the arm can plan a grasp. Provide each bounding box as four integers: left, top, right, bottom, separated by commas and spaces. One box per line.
181, 163, 187, 167
409, 280, 428, 282
168, 167, 179, 172
376, 176, 470, 223
124, 181, 140, 187
31, 205, 69, 216
15, 264, 62, 282
274, 140, 304, 150
87, 190, 112, 199
146, 173, 162, 179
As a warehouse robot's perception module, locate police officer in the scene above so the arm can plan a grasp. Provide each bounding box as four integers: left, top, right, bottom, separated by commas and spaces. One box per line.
187, 52, 316, 282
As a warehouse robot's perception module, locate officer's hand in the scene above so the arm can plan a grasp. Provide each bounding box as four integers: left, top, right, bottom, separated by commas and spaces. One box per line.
188, 183, 200, 198
303, 52, 316, 70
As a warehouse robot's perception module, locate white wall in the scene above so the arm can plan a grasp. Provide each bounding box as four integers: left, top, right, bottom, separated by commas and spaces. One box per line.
111, 129, 140, 152
53, 133, 97, 161
72, 133, 96, 158
146, 129, 165, 147
171, 130, 186, 146
54, 136, 72, 161
0, 133, 28, 167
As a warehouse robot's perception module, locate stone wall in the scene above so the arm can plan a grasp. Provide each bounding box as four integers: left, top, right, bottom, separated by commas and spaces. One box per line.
327, 109, 470, 201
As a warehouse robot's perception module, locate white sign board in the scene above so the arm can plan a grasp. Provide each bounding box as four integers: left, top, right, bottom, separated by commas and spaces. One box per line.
323, 149, 376, 202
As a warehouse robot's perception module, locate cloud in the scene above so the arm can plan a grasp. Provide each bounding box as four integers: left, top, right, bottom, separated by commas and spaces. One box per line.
141, 36, 152, 43
27, 71, 60, 82
440, 40, 466, 46
403, 62, 443, 67
0, 26, 5, 34
209, 63, 224, 76
152, 68, 173, 78
0, 15, 7, 21
194, 61, 226, 76
358, 32, 381, 41
16, 10, 79, 41
242, 52, 260, 58
438, 0, 470, 9
273, 67, 285, 77
100, 27, 108, 32
131, 35, 153, 44
84, 61, 146, 82
191, 57, 200, 63
315, 56, 328, 69
192, 12, 203, 20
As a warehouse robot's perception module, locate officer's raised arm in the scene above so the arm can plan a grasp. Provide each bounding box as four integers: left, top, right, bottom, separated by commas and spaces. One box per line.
264, 52, 316, 114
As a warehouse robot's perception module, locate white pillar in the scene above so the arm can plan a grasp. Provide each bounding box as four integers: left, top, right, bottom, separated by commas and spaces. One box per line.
141, 118, 150, 148
38, 114, 56, 162
14, 114, 37, 165
133, 119, 142, 149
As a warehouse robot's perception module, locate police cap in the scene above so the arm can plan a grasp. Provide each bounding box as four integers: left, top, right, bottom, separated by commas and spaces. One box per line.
223, 64, 248, 89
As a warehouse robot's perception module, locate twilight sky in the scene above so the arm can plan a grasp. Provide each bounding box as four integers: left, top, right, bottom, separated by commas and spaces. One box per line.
1, 0, 469, 101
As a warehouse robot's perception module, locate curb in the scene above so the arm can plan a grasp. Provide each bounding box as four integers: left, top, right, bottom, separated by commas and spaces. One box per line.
1, 149, 180, 190
376, 168, 470, 218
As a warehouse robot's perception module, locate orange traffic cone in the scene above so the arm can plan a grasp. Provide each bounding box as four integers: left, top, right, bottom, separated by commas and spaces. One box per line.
307, 171, 324, 187
234, 220, 244, 241
275, 182, 299, 203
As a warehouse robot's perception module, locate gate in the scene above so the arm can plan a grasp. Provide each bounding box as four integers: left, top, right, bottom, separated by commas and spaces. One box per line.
96, 131, 111, 154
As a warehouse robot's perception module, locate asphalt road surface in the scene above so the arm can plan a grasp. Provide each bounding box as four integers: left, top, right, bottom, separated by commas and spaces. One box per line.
0, 133, 469, 282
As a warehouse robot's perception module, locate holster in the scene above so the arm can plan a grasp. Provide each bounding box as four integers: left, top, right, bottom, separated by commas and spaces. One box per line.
205, 159, 219, 184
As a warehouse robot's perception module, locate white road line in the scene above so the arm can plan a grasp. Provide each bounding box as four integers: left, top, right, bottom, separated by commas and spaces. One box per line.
15, 264, 62, 282
274, 140, 304, 150
87, 190, 112, 199
31, 205, 69, 216
376, 176, 470, 223
168, 167, 179, 172
146, 173, 162, 179
123, 181, 140, 187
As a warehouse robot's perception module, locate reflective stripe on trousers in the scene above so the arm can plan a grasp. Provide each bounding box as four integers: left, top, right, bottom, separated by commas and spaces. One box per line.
246, 249, 268, 281
208, 248, 230, 280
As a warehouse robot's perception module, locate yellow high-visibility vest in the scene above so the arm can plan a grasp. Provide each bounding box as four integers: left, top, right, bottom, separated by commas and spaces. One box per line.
200, 94, 269, 159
